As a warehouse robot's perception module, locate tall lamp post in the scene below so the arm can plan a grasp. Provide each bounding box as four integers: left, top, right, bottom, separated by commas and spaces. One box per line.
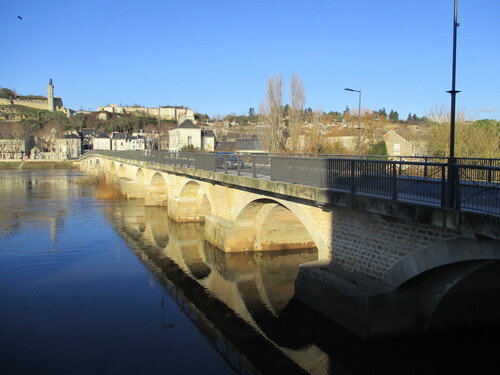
446, 0, 460, 207
345, 88, 362, 155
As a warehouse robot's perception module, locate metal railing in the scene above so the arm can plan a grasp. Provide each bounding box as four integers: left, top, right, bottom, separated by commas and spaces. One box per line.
83, 150, 500, 216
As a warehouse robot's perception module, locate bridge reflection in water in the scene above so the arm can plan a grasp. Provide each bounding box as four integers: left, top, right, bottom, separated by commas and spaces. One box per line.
101, 202, 327, 374
99, 201, 500, 375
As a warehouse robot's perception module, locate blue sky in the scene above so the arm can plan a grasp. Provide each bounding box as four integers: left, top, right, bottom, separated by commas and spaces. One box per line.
1, 0, 499, 120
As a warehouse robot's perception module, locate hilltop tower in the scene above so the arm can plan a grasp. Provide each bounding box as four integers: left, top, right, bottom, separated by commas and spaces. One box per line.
47, 78, 54, 111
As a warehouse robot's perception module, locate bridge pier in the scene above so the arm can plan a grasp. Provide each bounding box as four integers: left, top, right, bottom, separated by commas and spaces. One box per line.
123, 180, 145, 199
168, 196, 205, 222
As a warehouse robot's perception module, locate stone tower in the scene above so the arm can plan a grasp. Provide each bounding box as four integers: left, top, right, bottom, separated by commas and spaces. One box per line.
47, 78, 54, 111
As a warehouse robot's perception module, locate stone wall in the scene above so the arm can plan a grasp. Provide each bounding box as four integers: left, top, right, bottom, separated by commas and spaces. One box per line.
97, 105, 195, 122
12, 98, 48, 110
331, 206, 460, 280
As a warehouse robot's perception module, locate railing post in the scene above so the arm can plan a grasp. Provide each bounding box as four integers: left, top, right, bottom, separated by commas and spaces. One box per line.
455, 165, 461, 210
237, 156, 241, 176
446, 158, 457, 208
391, 163, 398, 200
350, 160, 356, 194
488, 159, 493, 183
441, 165, 447, 207
252, 157, 256, 178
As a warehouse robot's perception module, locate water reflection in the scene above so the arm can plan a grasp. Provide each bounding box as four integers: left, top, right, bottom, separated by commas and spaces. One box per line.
101, 202, 327, 374
102, 200, 500, 375
0, 170, 85, 243
2, 170, 499, 375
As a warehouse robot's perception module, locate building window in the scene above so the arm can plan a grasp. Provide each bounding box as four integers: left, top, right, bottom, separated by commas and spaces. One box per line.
187, 136, 192, 145
393, 143, 400, 155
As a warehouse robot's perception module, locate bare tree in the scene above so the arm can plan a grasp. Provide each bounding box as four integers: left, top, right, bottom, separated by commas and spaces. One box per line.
260, 75, 285, 153
287, 74, 305, 153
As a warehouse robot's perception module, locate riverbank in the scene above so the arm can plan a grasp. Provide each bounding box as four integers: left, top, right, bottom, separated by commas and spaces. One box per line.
0, 160, 76, 170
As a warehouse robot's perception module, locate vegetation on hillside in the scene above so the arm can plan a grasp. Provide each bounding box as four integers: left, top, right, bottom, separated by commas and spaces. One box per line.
1, 84, 498, 159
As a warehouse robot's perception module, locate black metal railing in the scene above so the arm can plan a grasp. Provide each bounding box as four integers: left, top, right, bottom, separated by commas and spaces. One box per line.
83, 150, 500, 216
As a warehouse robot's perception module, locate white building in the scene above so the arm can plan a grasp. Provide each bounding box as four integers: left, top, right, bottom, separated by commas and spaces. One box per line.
168, 120, 203, 151
93, 132, 111, 150
54, 134, 81, 159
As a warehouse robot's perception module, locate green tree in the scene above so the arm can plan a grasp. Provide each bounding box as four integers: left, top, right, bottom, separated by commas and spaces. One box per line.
368, 141, 388, 157
377, 108, 387, 118
389, 110, 399, 122
0, 88, 16, 99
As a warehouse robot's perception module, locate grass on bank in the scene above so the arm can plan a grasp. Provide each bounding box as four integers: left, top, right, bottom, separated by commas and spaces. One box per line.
0, 160, 76, 170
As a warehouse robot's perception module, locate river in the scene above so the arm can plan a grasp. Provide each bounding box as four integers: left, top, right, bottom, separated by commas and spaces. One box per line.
0, 169, 499, 374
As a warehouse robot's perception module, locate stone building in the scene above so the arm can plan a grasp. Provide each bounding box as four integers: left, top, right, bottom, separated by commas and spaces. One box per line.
54, 134, 82, 159
383, 130, 424, 158
0, 79, 73, 117
168, 120, 215, 151
110, 132, 145, 151
93, 132, 111, 150
0, 130, 35, 159
97, 104, 195, 123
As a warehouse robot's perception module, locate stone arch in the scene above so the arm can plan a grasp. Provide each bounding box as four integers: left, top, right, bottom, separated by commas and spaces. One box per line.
384, 237, 500, 288
136, 168, 145, 182
176, 180, 213, 222
94, 158, 101, 171
118, 164, 126, 177
147, 172, 168, 206
234, 198, 321, 253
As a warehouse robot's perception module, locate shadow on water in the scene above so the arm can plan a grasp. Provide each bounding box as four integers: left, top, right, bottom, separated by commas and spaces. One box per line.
102, 201, 500, 375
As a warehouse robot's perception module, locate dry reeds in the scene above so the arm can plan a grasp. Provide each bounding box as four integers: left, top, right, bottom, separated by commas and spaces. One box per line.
76, 174, 124, 200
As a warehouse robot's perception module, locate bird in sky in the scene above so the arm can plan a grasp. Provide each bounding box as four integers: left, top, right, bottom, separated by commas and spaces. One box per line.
17, 16, 23, 20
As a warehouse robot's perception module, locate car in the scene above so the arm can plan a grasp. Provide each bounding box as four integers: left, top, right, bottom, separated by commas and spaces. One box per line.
216, 153, 244, 170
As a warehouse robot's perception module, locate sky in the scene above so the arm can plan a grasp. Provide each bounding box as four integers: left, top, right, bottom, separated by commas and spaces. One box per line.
1, 0, 499, 120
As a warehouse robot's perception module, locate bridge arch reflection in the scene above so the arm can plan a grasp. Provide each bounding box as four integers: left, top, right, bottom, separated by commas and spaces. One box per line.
102, 201, 325, 373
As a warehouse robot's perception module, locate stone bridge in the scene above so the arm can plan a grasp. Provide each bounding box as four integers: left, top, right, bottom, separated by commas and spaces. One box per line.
78, 152, 500, 339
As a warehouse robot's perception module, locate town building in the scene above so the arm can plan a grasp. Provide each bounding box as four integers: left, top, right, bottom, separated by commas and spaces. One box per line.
97, 104, 195, 123
383, 130, 424, 158
0, 129, 35, 159
110, 132, 145, 151
235, 138, 265, 153
54, 134, 82, 159
168, 120, 204, 151
93, 132, 111, 150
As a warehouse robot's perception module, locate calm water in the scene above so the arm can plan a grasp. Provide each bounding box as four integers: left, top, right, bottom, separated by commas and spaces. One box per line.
1, 170, 499, 375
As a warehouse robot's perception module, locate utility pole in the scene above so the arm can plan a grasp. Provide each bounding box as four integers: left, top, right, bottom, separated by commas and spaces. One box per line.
345, 88, 362, 156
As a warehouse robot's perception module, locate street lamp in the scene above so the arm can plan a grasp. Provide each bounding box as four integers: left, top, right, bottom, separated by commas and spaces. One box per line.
345, 88, 362, 156
446, 0, 460, 207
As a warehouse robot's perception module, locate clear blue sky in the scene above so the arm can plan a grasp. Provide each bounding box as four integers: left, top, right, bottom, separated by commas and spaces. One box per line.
1, 0, 499, 120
